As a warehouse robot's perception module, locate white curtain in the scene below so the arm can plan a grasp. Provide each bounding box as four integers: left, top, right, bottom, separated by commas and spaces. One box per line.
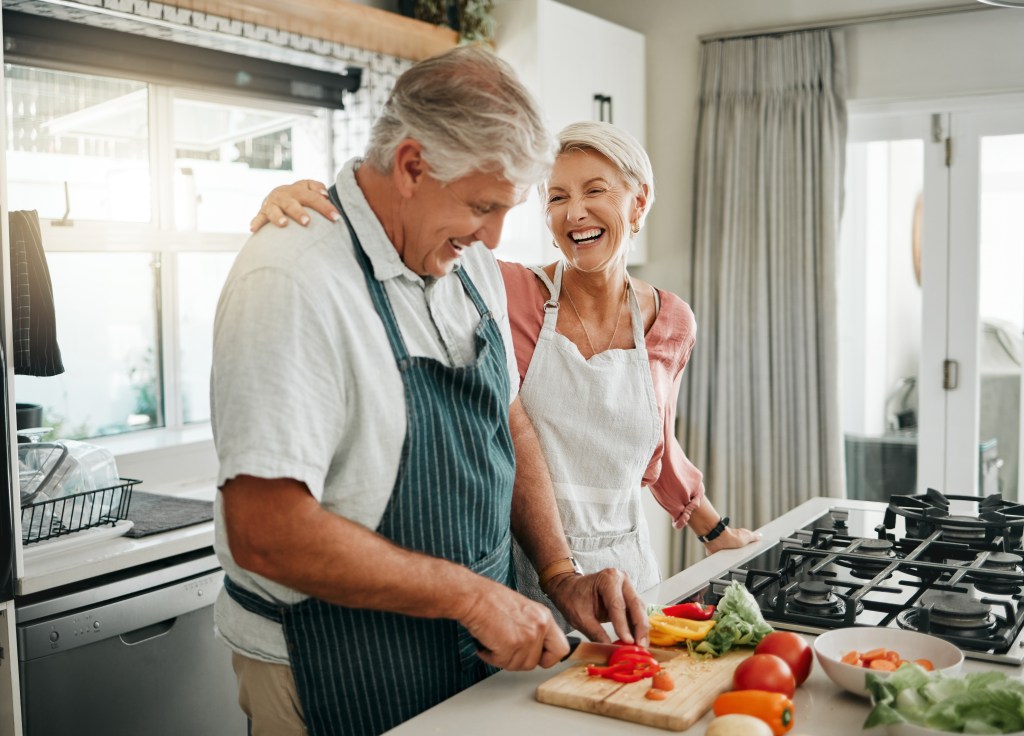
677, 30, 848, 569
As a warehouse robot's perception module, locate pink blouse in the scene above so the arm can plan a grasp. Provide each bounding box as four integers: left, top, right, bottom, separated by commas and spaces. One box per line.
499, 261, 706, 530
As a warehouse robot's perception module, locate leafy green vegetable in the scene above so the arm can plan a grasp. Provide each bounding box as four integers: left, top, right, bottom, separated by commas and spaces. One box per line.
865, 663, 1024, 733
686, 581, 773, 658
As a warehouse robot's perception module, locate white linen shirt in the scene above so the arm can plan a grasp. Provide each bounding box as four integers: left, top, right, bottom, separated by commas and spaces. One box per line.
211, 159, 519, 664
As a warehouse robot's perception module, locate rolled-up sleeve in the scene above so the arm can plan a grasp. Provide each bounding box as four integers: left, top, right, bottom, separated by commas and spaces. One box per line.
649, 368, 705, 529
644, 291, 705, 529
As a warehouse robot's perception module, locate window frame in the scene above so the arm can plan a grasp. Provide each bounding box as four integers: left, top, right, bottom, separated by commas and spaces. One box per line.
12, 70, 338, 487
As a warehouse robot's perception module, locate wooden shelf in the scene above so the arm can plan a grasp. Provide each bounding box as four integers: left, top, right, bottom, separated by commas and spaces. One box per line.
178, 0, 458, 60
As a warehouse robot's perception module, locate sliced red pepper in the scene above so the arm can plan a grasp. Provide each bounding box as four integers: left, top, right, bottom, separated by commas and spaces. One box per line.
608, 650, 659, 668
607, 662, 661, 683
585, 662, 632, 677
661, 602, 716, 620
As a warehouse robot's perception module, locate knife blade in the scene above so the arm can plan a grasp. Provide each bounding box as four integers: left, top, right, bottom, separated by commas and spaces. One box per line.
563, 636, 679, 664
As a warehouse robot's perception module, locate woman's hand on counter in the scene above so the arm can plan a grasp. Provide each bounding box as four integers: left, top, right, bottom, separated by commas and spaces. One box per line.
704, 525, 760, 554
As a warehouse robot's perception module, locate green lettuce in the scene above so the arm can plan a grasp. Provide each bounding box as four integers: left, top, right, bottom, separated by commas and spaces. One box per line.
865, 663, 1024, 733
686, 581, 773, 658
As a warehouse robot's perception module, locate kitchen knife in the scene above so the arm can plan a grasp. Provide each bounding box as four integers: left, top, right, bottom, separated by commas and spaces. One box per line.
563, 636, 679, 664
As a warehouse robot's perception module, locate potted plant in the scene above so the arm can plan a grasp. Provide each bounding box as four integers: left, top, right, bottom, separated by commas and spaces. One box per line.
399, 0, 496, 43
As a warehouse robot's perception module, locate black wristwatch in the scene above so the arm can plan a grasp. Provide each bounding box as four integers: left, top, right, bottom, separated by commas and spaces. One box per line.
697, 516, 730, 544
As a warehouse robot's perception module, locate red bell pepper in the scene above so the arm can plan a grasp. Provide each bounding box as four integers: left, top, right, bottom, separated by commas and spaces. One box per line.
586, 662, 632, 677
661, 602, 716, 620
608, 650, 659, 668
586, 646, 662, 683
606, 661, 661, 683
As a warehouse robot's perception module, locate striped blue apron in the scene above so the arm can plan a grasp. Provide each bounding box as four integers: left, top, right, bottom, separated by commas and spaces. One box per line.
225, 187, 516, 735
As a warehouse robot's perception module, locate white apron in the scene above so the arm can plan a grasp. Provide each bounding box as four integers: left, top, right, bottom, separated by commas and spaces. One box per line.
513, 261, 662, 629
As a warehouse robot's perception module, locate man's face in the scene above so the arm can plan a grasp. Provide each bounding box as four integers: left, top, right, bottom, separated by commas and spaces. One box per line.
398, 160, 524, 278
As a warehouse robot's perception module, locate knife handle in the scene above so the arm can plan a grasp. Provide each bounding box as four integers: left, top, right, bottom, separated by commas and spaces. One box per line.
562, 635, 583, 662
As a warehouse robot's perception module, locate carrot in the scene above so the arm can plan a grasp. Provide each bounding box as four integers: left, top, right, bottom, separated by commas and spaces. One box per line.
860, 648, 891, 661
841, 650, 862, 665
645, 688, 669, 700
842, 648, 935, 672
652, 671, 675, 691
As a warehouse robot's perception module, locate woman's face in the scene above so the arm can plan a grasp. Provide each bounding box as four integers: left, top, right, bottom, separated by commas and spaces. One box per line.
544, 148, 645, 273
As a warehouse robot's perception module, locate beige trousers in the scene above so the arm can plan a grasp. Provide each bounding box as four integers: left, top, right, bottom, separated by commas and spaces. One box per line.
232, 651, 307, 736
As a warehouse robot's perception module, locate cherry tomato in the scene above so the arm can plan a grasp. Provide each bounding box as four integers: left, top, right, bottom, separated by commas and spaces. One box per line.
754, 631, 814, 686
732, 653, 796, 698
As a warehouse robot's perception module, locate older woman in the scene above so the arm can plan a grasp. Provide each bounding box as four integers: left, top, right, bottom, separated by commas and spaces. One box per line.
252, 122, 758, 627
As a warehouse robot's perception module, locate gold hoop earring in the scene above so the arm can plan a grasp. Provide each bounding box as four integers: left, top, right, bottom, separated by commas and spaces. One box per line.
631, 221, 640, 234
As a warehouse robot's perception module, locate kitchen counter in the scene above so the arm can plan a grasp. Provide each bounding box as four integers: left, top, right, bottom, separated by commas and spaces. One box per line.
385, 496, 1024, 735
18, 482, 216, 595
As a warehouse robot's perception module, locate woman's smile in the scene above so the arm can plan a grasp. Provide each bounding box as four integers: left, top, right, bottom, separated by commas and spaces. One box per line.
569, 227, 606, 247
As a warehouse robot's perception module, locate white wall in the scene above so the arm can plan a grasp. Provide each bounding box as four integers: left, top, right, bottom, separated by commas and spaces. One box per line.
557, 0, 1024, 296
550, 0, 1024, 573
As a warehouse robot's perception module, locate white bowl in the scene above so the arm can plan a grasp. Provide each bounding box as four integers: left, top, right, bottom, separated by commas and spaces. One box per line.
813, 626, 963, 698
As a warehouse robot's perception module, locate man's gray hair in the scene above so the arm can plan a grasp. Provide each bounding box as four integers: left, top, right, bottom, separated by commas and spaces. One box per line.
365, 45, 555, 190
554, 121, 656, 228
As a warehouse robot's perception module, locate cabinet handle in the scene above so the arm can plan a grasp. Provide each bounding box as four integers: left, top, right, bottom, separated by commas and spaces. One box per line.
593, 94, 613, 124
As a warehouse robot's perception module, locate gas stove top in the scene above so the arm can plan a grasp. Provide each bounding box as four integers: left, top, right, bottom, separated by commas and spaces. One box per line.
678, 490, 1024, 664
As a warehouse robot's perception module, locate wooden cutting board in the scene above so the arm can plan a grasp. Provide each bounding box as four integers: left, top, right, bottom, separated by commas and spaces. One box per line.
535, 648, 751, 731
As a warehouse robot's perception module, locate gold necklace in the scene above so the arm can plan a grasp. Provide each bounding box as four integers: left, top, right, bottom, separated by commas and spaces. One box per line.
562, 278, 628, 356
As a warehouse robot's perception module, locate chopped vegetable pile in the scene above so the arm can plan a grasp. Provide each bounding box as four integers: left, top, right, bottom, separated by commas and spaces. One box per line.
647, 613, 716, 647
689, 581, 773, 658
583, 644, 676, 701
841, 647, 934, 672
585, 645, 661, 683
866, 663, 1024, 733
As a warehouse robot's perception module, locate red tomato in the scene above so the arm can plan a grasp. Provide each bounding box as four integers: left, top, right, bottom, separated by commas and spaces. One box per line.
732, 653, 796, 698
754, 631, 814, 686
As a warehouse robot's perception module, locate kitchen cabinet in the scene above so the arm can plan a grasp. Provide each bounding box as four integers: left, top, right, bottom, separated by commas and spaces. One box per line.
492, 0, 646, 266
383, 496, 1024, 735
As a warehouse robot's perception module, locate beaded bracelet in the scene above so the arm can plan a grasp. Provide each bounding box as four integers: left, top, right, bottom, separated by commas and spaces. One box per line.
697, 516, 730, 544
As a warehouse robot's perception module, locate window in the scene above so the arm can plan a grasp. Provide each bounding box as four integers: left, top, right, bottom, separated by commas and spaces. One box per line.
8, 64, 337, 439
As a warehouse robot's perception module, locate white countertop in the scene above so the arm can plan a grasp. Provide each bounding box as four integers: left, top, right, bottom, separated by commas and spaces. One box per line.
384, 496, 1024, 736
17, 482, 216, 595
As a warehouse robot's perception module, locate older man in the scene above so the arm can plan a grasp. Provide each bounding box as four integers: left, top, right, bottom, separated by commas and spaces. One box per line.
211, 45, 647, 736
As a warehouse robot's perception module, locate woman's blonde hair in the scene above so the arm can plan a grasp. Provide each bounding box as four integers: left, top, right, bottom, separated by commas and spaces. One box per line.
551, 121, 655, 229
365, 45, 555, 190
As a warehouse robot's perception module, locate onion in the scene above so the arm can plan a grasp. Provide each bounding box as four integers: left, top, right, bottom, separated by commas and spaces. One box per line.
705, 713, 773, 736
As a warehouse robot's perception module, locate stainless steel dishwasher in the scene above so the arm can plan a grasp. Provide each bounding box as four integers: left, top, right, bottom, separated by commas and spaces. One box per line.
16, 549, 246, 736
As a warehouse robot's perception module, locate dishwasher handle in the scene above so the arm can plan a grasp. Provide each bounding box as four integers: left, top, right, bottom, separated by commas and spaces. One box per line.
120, 617, 177, 645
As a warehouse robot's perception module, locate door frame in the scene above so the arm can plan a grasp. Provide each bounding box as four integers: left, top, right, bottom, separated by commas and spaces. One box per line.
846, 93, 1024, 496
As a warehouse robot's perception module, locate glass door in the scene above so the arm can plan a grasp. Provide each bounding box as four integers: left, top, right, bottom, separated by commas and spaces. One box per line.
945, 107, 1024, 499
841, 98, 1024, 502
839, 112, 933, 503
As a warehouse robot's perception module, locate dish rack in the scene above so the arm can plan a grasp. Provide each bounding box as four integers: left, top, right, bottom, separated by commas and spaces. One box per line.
21, 478, 138, 545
